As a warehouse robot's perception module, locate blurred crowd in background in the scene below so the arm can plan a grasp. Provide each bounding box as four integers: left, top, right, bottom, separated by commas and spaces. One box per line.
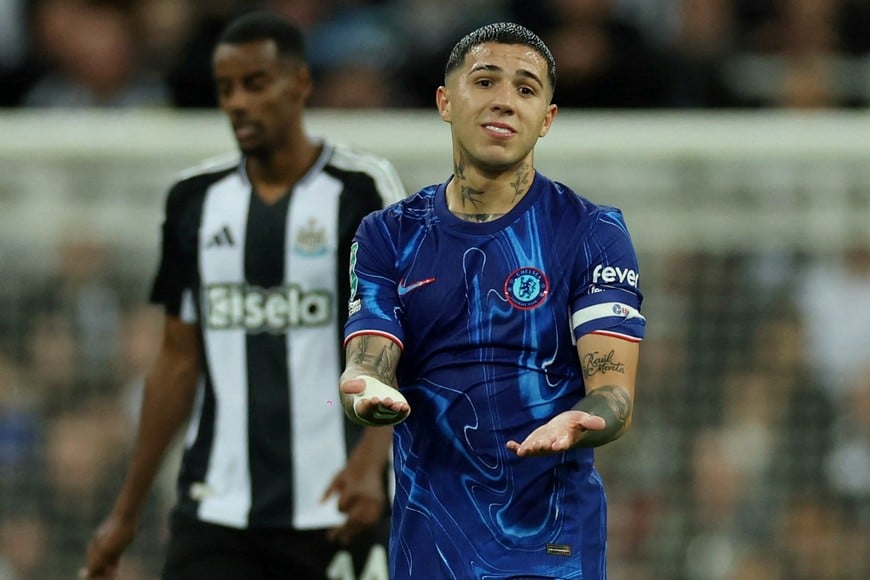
1, 1, 869, 579
1, 230, 868, 579
1, 0, 870, 110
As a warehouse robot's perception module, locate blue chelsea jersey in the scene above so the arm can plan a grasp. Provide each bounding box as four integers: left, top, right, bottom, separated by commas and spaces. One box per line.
346, 173, 645, 579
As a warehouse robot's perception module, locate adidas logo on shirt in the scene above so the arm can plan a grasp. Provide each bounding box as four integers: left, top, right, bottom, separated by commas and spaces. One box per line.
207, 225, 235, 248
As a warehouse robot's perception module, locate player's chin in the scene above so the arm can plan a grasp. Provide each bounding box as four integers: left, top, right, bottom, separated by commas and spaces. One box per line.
238, 142, 270, 159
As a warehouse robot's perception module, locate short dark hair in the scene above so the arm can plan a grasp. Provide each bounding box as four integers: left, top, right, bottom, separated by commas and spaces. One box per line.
216, 10, 306, 61
445, 22, 556, 93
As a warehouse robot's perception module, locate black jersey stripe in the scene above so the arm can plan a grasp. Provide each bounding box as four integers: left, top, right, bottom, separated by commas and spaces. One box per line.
176, 364, 217, 517
246, 330, 293, 525
245, 191, 294, 525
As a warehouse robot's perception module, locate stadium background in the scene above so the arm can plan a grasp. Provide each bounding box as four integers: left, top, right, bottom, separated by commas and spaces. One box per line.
1, 1, 869, 579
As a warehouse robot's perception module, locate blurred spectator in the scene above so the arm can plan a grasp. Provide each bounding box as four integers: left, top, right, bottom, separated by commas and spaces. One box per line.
22, 311, 84, 415
0, 354, 40, 489
597, 333, 688, 576
135, 0, 197, 93
20, 235, 129, 416
725, 0, 868, 108
775, 53, 838, 109
160, 0, 249, 108
0, 509, 47, 580
3, 271, 166, 578
674, 426, 760, 580
311, 62, 397, 108
824, 369, 870, 508
672, 251, 757, 428
839, 0, 870, 55
390, 0, 508, 107
723, 548, 785, 580
663, 0, 742, 108
269, 0, 408, 107
0, 0, 27, 71
767, 0, 846, 108
510, 0, 671, 108
773, 493, 857, 580
163, 0, 412, 109
645, 279, 843, 579
1, 0, 868, 110
43, 402, 127, 516
22, 0, 169, 108
0, 0, 38, 106
794, 243, 870, 398
741, 305, 834, 497
41, 400, 161, 578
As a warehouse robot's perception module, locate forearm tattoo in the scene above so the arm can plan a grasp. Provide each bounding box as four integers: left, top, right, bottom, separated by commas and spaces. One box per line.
345, 336, 399, 385
582, 350, 626, 377
571, 384, 633, 447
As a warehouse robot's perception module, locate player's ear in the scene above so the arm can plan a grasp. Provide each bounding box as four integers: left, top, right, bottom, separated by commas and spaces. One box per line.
436, 86, 451, 123
295, 64, 313, 100
539, 103, 558, 137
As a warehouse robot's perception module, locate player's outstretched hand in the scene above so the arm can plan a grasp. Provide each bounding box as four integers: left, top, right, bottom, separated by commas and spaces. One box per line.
341, 376, 410, 426
506, 410, 606, 456
78, 513, 138, 579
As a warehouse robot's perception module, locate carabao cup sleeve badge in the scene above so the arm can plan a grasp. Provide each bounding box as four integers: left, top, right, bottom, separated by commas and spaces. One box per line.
504, 267, 549, 310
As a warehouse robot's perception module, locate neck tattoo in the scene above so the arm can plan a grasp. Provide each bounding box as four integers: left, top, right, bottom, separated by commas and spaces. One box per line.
450, 159, 533, 222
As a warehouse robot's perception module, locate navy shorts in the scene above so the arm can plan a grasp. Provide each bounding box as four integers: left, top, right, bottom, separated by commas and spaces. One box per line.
162, 511, 390, 580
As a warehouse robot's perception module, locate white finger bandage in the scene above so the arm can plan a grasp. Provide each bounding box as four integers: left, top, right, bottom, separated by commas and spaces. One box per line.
352, 375, 409, 425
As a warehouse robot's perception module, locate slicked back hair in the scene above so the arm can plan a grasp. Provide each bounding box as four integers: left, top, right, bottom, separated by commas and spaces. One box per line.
444, 22, 557, 94
216, 10, 306, 62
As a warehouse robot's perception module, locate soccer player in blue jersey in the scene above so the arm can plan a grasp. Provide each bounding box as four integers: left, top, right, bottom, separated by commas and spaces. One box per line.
339, 22, 645, 580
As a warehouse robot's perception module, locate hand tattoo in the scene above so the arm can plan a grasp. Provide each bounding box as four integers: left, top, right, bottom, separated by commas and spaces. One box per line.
571, 384, 633, 447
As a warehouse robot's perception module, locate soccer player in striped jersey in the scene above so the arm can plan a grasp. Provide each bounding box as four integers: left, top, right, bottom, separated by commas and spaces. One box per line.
339, 23, 645, 580
81, 11, 405, 580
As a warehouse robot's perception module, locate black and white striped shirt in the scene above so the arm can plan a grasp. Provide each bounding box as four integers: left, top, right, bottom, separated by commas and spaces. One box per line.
150, 142, 406, 529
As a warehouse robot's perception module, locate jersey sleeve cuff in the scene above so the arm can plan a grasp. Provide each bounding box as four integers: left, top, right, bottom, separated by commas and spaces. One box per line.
344, 328, 404, 350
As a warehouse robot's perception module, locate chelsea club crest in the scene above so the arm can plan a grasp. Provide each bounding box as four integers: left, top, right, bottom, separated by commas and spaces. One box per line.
504, 267, 549, 310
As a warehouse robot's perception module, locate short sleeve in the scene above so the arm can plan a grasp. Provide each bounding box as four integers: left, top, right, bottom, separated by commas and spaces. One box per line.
344, 210, 405, 349
571, 208, 645, 342
149, 183, 192, 319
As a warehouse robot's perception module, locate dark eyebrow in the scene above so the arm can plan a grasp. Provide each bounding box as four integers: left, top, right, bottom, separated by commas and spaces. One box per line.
244, 70, 270, 82
468, 63, 545, 90
214, 67, 270, 83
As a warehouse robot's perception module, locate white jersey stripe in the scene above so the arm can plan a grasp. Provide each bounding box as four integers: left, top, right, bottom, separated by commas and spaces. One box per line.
287, 169, 346, 529
197, 173, 252, 527
588, 329, 644, 343
329, 144, 406, 206
571, 301, 645, 333
179, 288, 197, 323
